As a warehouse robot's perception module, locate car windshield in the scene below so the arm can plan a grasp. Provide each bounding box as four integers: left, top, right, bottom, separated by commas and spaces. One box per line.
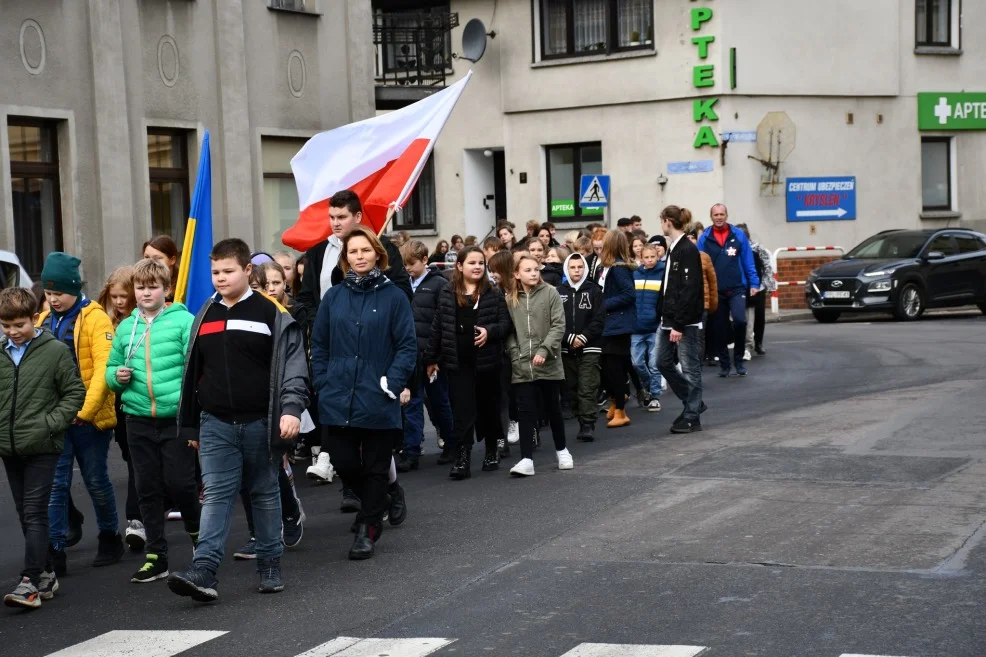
845, 233, 927, 260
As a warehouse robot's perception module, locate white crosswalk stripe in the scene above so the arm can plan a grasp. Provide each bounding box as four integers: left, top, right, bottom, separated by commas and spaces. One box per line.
292, 637, 455, 657
558, 645, 707, 657
43, 630, 227, 657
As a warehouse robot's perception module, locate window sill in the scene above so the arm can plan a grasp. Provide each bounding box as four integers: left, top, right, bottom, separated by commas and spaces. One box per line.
267, 7, 321, 17
533, 48, 656, 68
914, 45, 962, 56
919, 210, 962, 221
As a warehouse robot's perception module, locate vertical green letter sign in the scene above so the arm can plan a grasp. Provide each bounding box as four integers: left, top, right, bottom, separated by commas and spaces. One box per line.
690, 1, 719, 149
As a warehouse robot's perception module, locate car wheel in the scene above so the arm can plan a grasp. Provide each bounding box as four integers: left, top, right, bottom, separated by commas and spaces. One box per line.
812, 310, 841, 323
894, 283, 925, 321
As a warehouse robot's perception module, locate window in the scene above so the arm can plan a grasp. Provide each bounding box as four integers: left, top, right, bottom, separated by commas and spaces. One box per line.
7, 119, 62, 279
545, 142, 603, 220
269, 0, 311, 11
921, 137, 952, 211
954, 233, 985, 254
540, 0, 653, 59
916, 0, 956, 48
394, 154, 437, 230
261, 137, 306, 256
925, 233, 957, 256
147, 129, 190, 245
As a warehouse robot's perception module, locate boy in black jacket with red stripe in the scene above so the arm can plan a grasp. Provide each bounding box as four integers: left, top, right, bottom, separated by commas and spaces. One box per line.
557, 253, 605, 441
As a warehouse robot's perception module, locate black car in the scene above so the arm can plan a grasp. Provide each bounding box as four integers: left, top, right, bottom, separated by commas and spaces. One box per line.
805, 229, 986, 322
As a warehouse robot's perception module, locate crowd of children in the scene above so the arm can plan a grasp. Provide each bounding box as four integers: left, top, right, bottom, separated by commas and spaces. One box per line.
1, 190, 758, 609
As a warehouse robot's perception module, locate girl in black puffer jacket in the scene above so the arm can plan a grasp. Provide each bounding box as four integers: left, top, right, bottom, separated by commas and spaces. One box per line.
426, 247, 513, 480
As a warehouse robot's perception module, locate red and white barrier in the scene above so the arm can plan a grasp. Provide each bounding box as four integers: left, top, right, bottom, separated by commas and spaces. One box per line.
770, 246, 845, 313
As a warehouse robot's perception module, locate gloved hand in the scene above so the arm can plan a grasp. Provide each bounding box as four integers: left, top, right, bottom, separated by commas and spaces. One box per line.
380, 376, 397, 400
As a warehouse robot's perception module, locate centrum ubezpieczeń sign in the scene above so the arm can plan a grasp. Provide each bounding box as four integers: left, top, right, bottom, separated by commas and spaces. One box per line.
551, 201, 604, 218
918, 92, 986, 131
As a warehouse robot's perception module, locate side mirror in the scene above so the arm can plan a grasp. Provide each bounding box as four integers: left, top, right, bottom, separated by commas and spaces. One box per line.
924, 251, 946, 261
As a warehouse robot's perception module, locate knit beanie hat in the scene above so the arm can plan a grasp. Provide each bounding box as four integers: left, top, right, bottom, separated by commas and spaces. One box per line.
41, 252, 83, 297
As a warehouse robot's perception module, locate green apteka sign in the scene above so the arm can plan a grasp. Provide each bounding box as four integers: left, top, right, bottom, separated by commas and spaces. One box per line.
918, 92, 986, 131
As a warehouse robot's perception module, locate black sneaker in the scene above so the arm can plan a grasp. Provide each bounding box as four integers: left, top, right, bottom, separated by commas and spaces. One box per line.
168, 567, 219, 602
92, 531, 125, 567
396, 453, 419, 473
282, 510, 305, 549
233, 537, 257, 560
718, 366, 731, 378
436, 446, 454, 465
755, 345, 766, 355
497, 438, 510, 458
388, 482, 407, 526
131, 554, 169, 583
340, 488, 361, 513
670, 417, 703, 434
734, 363, 748, 376
257, 557, 284, 594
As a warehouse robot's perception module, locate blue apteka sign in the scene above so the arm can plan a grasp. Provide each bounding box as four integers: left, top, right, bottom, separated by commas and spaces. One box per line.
786, 176, 857, 222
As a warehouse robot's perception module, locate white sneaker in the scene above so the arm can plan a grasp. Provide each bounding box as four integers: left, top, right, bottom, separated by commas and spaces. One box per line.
510, 458, 535, 477
125, 519, 146, 551
556, 449, 574, 470
743, 349, 752, 361
507, 421, 520, 444
647, 398, 662, 413
166, 509, 182, 521
306, 451, 335, 484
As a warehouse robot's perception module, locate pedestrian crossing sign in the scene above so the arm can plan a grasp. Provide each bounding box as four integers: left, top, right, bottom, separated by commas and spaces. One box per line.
579, 174, 610, 209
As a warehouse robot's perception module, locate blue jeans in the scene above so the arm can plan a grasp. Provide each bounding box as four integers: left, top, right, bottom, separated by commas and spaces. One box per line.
194, 413, 281, 573
657, 327, 704, 422
630, 332, 663, 398
48, 423, 119, 550
407, 371, 453, 456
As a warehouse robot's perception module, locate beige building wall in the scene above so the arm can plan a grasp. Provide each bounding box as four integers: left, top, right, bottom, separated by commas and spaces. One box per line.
429, 0, 985, 254
0, 0, 373, 288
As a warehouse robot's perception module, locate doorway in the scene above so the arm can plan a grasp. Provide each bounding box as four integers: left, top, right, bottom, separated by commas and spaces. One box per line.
463, 148, 507, 239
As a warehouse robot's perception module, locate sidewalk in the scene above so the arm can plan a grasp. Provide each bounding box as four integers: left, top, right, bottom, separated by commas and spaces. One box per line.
767, 307, 984, 324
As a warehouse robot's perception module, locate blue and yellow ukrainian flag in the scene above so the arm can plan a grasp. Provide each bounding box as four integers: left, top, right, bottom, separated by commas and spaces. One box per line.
174, 130, 214, 313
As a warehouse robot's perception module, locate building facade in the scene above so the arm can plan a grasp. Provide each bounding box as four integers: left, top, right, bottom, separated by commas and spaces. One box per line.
382, 0, 986, 264
0, 0, 374, 286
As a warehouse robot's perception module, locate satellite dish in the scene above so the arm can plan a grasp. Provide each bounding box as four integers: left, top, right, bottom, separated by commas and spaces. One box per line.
755, 111, 796, 164
461, 18, 488, 63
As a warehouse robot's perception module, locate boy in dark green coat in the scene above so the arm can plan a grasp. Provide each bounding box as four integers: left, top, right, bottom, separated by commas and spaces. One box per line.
0, 287, 85, 609
106, 259, 199, 584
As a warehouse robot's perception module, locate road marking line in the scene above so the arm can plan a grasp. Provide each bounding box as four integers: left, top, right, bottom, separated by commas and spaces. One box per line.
558, 644, 708, 657
294, 637, 455, 657
44, 630, 227, 657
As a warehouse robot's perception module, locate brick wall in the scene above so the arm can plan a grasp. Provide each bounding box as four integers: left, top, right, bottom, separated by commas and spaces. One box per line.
775, 255, 841, 309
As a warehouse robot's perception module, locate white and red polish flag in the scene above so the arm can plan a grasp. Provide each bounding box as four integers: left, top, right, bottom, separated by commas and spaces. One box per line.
282, 70, 473, 251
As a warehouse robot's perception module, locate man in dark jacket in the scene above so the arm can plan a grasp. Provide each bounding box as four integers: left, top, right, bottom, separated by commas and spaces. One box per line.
696, 204, 760, 377
657, 206, 706, 434
398, 241, 454, 471
557, 254, 605, 441
293, 190, 411, 332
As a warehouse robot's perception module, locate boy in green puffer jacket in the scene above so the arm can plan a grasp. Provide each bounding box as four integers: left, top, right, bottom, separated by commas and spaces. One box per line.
106, 259, 199, 584
1, 287, 85, 609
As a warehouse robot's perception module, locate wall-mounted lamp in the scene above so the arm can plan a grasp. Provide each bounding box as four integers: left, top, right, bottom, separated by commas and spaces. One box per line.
483, 149, 494, 158
656, 173, 668, 188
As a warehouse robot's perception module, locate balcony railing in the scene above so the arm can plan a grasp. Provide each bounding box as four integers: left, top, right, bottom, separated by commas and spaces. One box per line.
373, 10, 459, 88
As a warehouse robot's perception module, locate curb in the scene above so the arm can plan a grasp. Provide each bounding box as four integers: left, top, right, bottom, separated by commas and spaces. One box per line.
766, 311, 814, 323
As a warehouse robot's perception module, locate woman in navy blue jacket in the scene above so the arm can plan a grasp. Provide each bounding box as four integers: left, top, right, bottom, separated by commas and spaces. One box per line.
598, 230, 637, 428
310, 226, 417, 561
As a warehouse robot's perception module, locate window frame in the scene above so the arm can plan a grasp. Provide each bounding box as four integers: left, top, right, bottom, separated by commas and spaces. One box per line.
920, 136, 953, 212
393, 153, 437, 231
147, 128, 191, 245
915, 0, 957, 49
538, 0, 655, 61
544, 141, 603, 222
7, 117, 63, 279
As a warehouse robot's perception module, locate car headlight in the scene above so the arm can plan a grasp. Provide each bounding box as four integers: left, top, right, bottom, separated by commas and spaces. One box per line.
868, 280, 892, 292
864, 269, 896, 277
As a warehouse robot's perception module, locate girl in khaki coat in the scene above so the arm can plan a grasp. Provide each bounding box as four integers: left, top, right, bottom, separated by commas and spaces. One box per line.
504, 254, 574, 477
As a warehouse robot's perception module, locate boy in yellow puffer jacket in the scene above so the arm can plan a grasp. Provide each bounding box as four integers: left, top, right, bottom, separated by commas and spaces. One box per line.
36, 252, 123, 575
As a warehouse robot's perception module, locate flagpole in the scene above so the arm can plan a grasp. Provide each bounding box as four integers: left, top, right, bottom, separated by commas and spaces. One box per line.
377, 205, 398, 238
174, 219, 197, 303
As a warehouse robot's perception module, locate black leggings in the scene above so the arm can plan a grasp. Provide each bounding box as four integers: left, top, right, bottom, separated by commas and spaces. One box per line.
447, 364, 503, 455
514, 380, 567, 459
602, 354, 630, 410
